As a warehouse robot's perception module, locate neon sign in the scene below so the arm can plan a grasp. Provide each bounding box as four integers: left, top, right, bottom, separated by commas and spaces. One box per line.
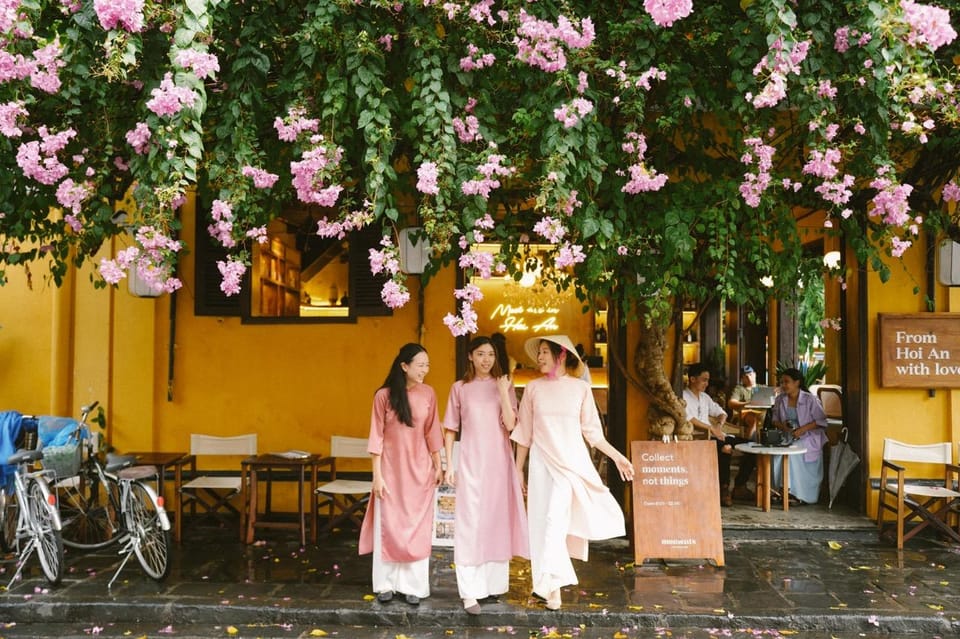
490, 303, 560, 333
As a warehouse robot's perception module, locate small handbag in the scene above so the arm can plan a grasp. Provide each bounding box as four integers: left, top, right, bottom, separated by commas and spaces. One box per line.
761, 428, 794, 447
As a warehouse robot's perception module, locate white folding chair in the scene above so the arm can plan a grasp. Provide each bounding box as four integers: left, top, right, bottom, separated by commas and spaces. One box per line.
315, 436, 372, 532
877, 438, 960, 549
180, 434, 257, 523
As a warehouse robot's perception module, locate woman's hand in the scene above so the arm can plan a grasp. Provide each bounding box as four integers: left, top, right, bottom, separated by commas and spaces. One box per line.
444, 468, 456, 487
372, 474, 388, 499
614, 453, 635, 482
433, 464, 443, 486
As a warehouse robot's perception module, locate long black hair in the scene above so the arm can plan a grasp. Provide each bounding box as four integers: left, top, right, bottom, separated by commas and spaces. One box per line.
490, 332, 511, 379
380, 342, 427, 428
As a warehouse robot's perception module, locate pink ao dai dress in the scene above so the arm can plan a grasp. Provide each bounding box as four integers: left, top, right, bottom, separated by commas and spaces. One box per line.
443, 378, 529, 600
359, 383, 444, 598
510, 374, 626, 600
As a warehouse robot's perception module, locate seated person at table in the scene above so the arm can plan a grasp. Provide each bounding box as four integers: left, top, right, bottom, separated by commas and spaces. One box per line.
769, 367, 828, 505
727, 365, 763, 441
683, 363, 756, 507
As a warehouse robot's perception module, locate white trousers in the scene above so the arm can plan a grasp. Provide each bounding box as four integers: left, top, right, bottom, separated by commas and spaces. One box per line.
371, 504, 430, 598
455, 560, 510, 600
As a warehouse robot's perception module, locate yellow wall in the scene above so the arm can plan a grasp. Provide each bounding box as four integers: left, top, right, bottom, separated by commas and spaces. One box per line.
0, 196, 457, 484
864, 235, 958, 516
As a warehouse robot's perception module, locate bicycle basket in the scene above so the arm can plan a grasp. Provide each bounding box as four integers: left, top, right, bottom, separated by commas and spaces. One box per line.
42, 442, 82, 477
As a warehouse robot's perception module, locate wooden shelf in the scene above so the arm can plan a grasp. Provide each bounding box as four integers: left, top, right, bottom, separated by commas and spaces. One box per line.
252, 238, 301, 317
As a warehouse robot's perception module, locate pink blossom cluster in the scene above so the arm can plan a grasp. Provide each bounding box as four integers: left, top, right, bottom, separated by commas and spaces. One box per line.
899, 113, 936, 143
533, 216, 566, 243
560, 190, 581, 216
125, 122, 151, 154
461, 153, 514, 199
0, 0, 20, 33
553, 97, 593, 128
444, 283, 483, 336
316, 201, 374, 240
817, 80, 837, 99
621, 132, 668, 194
889, 236, 913, 257
273, 107, 319, 142
513, 9, 595, 73
99, 226, 183, 294
290, 136, 345, 207
60, 0, 81, 14
468, 0, 495, 25
217, 256, 247, 296
175, 49, 220, 79
475, 214, 495, 230
0, 50, 33, 85
814, 174, 855, 205
942, 180, 960, 202
207, 199, 237, 248
443, 303, 479, 336
416, 161, 440, 195
0, 101, 27, 137
834, 26, 871, 53
869, 174, 916, 229
555, 242, 586, 268
458, 249, 495, 278
93, 0, 144, 32
369, 236, 410, 309
453, 113, 481, 143
378, 35, 394, 51
605, 62, 666, 94
146, 73, 198, 117
738, 136, 776, 208
747, 38, 810, 109
30, 41, 64, 93
369, 236, 402, 277
245, 226, 268, 244
241, 165, 279, 189
460, 43, 496, 71
802, 148, 842, 179
643, 0, 693, 28
16, 126, 76, 185
901, 0, 957, 51
55, 178, 91, 214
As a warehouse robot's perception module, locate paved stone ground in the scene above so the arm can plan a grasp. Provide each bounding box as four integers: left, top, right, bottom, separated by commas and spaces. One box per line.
0, 506, 957, 638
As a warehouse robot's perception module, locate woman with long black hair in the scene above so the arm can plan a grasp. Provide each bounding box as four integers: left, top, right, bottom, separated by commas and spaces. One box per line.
358, 343, 444, 605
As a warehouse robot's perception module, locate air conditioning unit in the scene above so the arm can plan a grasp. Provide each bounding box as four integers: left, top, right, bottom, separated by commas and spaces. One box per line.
938, 239, 960, 286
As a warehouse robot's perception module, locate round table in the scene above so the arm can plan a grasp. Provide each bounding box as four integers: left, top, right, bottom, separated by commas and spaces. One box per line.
734, 443, 808, 512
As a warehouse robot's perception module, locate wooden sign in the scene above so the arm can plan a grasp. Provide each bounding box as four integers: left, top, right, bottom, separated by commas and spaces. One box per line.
878, 314, 960, 388
631, 440, 724, 566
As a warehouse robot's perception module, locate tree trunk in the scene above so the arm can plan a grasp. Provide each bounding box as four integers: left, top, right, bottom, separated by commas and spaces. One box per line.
635, 322, 693, 440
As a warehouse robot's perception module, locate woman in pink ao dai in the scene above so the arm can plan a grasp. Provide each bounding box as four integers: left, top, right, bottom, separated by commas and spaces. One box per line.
511, 335, 635, 611
443, 336, 529, 616
359, 343, 444, 606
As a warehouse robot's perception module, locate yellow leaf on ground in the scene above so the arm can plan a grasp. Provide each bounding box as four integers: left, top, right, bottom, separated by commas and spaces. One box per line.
627, 605, 643, 611
226, 626, 238, 635
927, 603, 944, 610
827, 541, 843, 550
940, 581, 950, 586
614, 633, 629, 639
363, 594, 376, 601
309, 630, 329, 637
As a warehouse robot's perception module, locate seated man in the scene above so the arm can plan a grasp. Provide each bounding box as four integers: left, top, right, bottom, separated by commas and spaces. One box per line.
683, 363, 756, 507
728, 365, 762, 440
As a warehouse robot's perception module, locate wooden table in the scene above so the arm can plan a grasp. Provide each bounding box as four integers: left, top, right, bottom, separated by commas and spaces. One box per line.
735, 443, 807, 512
128, 451, 193, 543
241, 454, 318, 546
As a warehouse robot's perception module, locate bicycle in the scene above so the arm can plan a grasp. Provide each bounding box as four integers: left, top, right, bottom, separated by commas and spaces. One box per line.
46, 402, 173, 586
3, 444, 65, 587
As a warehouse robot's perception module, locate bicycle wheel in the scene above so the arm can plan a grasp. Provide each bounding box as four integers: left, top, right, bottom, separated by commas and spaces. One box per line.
0, 488, 19, 553
56, 469, 121, 549
126, 480, 171, 580
27, 478, 64, 585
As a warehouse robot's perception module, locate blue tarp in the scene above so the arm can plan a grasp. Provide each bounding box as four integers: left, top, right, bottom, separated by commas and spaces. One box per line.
0, 411, 22, 491
37, 416, 85, 448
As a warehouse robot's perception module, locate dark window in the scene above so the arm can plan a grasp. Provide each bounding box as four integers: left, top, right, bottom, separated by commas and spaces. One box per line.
193, 206, 391, 322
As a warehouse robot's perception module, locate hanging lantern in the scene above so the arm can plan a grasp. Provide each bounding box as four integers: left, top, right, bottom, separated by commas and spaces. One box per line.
128, 266, 162, 298
938, 239, 960, 287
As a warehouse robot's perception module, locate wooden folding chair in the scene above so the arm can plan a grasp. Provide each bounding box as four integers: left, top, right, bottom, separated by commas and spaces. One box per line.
315, 436, 372, 532
877, 438, 960, 549
180, 434, 257, 524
